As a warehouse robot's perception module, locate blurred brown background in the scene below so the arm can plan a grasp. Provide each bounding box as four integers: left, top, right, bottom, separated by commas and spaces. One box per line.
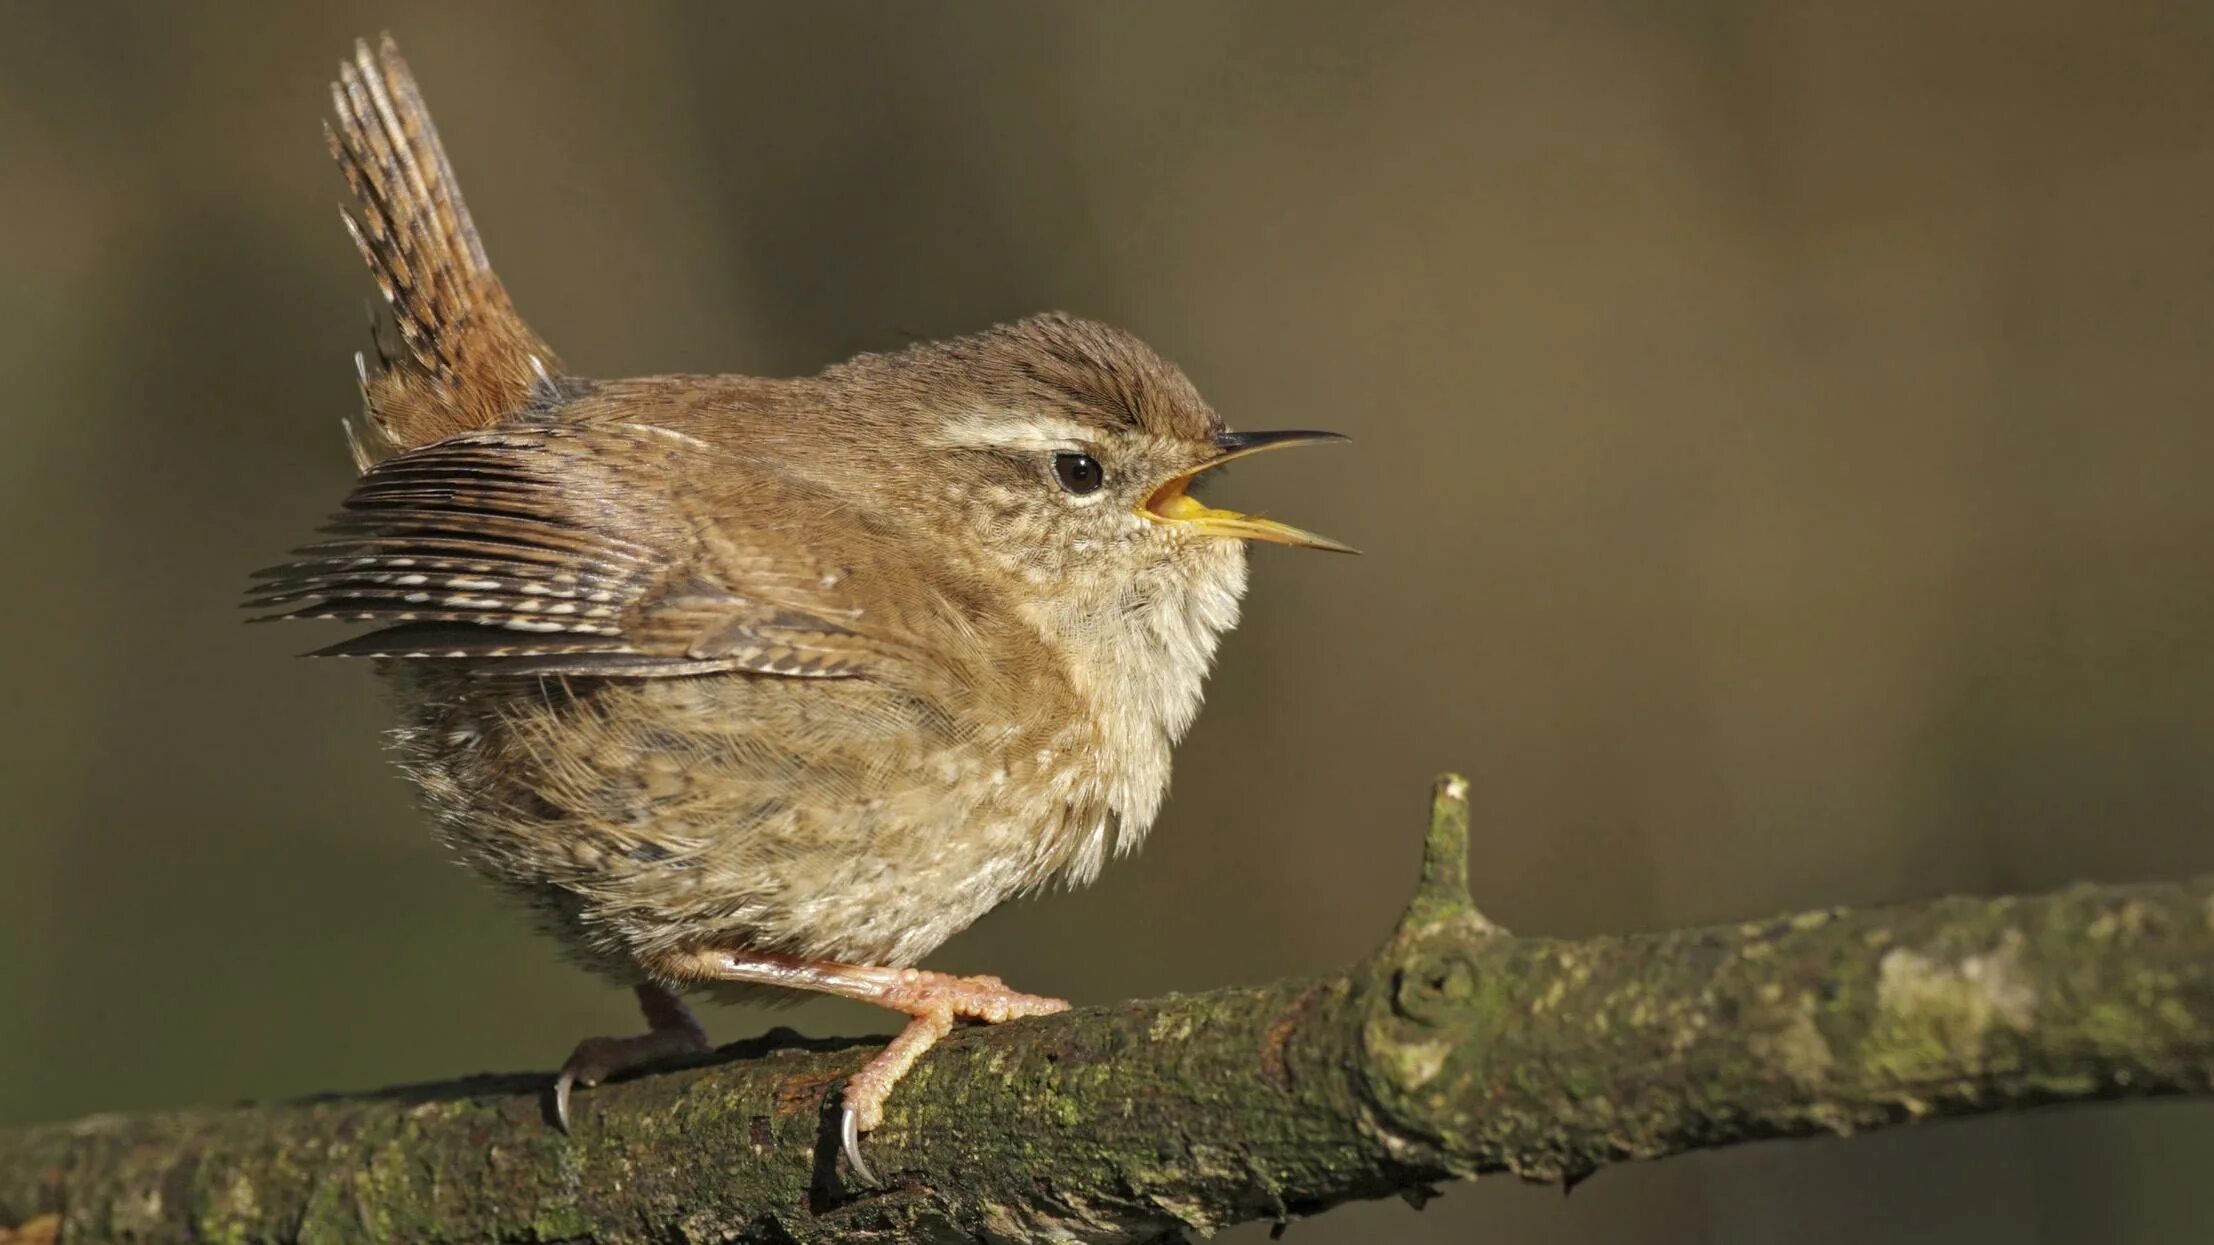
4, 2, 2213, 1241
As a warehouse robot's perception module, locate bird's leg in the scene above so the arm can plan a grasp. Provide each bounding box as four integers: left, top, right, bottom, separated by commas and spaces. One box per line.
554, 981, 710, 1130
657, 947, 1069, 1181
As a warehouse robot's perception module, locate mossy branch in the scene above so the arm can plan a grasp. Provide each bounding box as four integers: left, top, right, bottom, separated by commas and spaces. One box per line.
3, 777, 2211, 1243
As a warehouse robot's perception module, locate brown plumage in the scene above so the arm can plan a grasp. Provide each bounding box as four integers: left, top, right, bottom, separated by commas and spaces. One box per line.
254, 35, 1348, 1180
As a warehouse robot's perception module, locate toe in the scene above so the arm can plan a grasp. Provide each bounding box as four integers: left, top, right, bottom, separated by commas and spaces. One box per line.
1001, 993, 1070, 1020
554, 1041, 617, 1132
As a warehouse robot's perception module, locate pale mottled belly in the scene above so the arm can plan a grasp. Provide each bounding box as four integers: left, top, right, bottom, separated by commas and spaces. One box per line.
383, 666, 1102, 978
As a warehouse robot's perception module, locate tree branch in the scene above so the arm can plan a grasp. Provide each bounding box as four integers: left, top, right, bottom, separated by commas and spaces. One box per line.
4, 776, 2210, 1243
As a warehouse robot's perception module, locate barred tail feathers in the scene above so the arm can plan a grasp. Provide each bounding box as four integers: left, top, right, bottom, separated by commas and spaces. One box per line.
329, 35, 558, 457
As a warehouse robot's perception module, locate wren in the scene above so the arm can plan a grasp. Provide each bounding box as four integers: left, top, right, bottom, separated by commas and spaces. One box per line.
250, 36, 1349, 1179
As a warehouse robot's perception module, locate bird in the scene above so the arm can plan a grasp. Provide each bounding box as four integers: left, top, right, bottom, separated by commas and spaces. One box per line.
249, 35, 1349, 1182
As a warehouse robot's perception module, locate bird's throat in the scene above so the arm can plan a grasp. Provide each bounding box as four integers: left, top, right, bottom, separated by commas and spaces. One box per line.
1023, 541, 1249, 847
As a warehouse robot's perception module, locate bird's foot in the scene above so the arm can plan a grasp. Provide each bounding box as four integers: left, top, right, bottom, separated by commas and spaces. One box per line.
836, 970, 1069, 1182
651, 948, 1070, 1184
553, 982, 709, 1130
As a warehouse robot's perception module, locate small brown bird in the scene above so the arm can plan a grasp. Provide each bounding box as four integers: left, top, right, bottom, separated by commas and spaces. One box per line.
252, 36, 1348, 1178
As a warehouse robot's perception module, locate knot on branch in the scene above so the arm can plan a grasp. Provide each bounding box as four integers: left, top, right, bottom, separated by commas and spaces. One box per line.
1392, 947, 1480, 1027
1353, 774, 1514, 1174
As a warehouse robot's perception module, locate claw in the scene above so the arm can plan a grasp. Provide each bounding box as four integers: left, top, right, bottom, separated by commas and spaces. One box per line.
840, 1104, 876, 1185
549, 983, 709, 1136
553, 1068, 578, 1132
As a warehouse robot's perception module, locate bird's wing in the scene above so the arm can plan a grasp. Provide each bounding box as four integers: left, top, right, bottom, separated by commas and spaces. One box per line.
248, 422, 914, 680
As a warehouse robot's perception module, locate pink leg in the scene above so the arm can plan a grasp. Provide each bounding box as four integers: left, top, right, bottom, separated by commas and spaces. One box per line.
657, 947, 1069, 1181
554, 981, 710, 1130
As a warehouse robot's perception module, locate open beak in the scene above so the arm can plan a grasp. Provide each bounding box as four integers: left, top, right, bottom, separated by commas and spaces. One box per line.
1140, 429, 1357, 553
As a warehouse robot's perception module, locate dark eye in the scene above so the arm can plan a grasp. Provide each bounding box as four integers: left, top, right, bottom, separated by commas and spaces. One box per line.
1052, 452, 1105, 495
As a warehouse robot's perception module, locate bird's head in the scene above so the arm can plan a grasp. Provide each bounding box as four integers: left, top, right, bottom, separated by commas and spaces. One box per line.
874, 312, 1351, 601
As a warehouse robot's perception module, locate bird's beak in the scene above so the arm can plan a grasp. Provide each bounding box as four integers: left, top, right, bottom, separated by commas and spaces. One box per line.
1140, 430, 1357, 553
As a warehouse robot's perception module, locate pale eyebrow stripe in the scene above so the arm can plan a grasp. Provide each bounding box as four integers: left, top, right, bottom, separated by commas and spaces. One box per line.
927, 408, 1098, 452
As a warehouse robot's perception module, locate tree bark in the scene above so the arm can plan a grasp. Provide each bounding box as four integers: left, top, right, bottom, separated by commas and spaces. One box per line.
3, 776, 2210, 1243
